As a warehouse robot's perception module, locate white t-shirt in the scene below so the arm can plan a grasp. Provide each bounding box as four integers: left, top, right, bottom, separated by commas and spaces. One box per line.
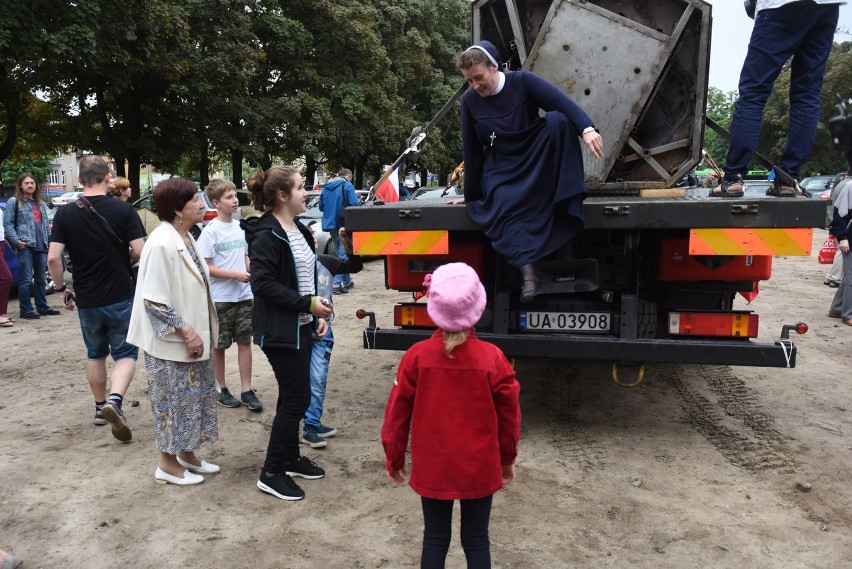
196, 218, 253, 302
757, 0, 844, 14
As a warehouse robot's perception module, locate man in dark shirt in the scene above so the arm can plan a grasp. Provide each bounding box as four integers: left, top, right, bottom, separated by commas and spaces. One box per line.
47, 156, 146, 442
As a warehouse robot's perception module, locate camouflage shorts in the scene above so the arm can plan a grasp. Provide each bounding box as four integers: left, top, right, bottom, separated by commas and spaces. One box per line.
214, 300, 253, 349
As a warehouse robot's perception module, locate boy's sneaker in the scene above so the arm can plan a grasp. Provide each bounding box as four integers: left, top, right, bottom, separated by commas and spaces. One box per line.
332, 284, 348, 295
315, 424, 338, 438
100, 401, 132, 442
241, 390, 263, 412
344, 280, 355, 289
301, 427, 328, 449
93, 408, 107, 426
284, 456, 325, 479
218, 387, 241, 408
257, 470, 305, 501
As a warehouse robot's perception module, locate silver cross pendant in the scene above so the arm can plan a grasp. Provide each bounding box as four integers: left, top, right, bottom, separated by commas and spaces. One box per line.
489, 132, 496, 147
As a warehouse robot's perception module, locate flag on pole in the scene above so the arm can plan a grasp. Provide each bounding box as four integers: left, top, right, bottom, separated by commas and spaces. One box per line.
312, 171, 319, 191
376, 158, 404, 203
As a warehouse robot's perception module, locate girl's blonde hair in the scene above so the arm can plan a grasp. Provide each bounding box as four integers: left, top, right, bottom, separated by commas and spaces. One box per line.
443, 330, 469, 358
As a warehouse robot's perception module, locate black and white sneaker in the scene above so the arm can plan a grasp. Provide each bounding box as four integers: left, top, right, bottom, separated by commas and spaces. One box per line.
284, 456, 325, 480
257, 471, 305, 501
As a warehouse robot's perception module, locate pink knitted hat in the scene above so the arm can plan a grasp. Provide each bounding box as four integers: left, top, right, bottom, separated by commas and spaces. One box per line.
423, 262, 486, 332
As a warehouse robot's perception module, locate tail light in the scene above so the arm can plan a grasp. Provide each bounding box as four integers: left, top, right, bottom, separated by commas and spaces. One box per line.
394, 304, 435, 328
203, 210, 217, 221
668, 311, 759, 338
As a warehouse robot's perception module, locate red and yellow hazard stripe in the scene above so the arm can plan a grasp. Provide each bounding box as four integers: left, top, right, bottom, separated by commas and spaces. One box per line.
689, 228, 812, 256
353, 230, 449, 255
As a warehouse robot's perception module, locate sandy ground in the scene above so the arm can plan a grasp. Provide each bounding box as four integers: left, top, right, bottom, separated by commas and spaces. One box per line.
1, 228, 850, 569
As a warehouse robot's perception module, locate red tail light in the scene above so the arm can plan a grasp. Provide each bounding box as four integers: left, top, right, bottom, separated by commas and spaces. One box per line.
668, 311, 759, 338
203, 210, 217, 221
394, 304, 435, 328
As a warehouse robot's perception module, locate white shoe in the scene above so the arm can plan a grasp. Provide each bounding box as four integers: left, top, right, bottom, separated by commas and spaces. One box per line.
154, 467, 204, 486
177, 456, 221, 474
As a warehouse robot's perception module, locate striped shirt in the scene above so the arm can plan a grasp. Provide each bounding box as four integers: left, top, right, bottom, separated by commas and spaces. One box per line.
286, 227, 316, 325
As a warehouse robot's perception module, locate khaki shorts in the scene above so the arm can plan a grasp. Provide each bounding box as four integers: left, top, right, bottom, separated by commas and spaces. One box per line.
214, 300, 253, 349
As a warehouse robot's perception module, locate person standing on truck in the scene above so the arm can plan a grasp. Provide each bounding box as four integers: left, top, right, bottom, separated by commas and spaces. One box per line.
382, 262, 521, 569
319, 168, 359, 294
711, 0, 841, 198
453, 40, 604, 303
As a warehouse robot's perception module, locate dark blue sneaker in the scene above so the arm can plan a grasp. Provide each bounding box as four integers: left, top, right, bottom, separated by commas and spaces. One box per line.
332, 285, 348, 295
301, 427, 327, 449
315, 424, 337, 438
217, 387, 241, 408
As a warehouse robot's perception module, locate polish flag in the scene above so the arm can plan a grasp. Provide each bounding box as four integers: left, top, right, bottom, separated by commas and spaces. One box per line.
312, 172, 319, 191
376, 161, 402, 203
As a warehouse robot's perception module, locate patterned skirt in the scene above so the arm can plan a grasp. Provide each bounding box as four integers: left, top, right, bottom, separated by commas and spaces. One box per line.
144, 353, 219, 454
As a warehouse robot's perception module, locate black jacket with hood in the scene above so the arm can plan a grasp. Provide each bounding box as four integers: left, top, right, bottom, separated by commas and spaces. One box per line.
243, 212, 317, 350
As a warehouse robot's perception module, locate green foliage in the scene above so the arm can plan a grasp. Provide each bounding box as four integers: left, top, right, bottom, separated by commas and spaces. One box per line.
702, 87, 737, 167
1, 155, 53, 186
2, 0, 472, 191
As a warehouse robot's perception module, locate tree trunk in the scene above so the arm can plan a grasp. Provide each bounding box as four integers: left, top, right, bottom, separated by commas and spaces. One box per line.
114, 155, 127, 178
127, 155, 142, 200
231, 148, 243, 189
199, 141, 210, 188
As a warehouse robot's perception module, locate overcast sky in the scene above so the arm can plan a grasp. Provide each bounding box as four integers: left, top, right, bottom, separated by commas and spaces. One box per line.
707, 1, 852, 92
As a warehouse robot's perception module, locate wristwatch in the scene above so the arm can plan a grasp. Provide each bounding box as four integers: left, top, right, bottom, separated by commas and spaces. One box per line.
55, 284, 67, 293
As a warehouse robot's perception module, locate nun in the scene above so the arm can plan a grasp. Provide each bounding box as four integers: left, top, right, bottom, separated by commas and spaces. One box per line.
454, 40, 603, 303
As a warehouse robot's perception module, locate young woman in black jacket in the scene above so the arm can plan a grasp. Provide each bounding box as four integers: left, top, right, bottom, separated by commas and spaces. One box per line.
244, 165, 333, 501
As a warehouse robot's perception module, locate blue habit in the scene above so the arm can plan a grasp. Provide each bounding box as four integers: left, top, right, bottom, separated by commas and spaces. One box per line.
461, 70, 594, 268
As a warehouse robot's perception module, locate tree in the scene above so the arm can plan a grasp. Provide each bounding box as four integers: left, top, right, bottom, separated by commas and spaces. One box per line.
702, 87, 737, 168
0, 155, 52, 186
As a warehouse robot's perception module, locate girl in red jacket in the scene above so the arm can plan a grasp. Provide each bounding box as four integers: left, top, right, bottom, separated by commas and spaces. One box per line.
382, 262, 521, 568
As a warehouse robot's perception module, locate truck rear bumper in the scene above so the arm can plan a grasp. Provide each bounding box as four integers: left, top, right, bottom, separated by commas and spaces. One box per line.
361, 328, 797, 368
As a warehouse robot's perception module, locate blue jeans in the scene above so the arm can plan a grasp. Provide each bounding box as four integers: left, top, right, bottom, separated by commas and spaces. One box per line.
305, 325, 334, 429
329, 232, 351, 287
16, 247, 49, 316
78, 298, 139, 361
421, 495, 493, 569
724, 1, 839, 181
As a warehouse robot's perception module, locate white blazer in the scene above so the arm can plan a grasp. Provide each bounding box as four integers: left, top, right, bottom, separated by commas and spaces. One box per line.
127, 221, 218, 362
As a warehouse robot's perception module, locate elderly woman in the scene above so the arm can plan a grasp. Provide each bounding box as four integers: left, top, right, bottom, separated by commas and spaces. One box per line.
2, 173, 60, 319
110, 176, 132, 201
127, 178, 219, 486
454, 40, 603, 303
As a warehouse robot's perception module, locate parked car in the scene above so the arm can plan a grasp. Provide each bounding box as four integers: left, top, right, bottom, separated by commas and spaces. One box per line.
296, 202, 332, 255
52, 191, 84, 206
132, 190, 226, 239
799, 175, 836, 193
742, 181, 772, 198
409, 185, 464, 200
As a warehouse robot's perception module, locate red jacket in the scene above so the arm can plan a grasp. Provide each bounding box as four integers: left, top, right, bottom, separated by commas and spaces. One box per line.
381, 330, 521, 500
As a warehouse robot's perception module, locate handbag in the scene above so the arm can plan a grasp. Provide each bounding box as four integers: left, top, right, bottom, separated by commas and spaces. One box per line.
818, 234, 837, 264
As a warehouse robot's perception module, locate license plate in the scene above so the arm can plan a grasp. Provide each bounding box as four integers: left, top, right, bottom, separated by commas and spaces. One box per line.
519, 311, 611, 332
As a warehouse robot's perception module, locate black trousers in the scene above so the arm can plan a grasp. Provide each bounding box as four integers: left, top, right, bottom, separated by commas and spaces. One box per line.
261, 324, 312, 473
420, 495, 493, 569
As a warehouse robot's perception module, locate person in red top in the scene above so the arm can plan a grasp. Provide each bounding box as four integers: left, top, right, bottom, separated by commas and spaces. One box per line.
381, 262, 521, 569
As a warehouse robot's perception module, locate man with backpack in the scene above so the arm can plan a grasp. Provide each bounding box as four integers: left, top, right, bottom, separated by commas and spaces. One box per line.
47, 156, 146, 442
319, 168, 360, 294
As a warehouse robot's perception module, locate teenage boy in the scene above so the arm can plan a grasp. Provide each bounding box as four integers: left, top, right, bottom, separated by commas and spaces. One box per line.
197, 179, 261, 411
